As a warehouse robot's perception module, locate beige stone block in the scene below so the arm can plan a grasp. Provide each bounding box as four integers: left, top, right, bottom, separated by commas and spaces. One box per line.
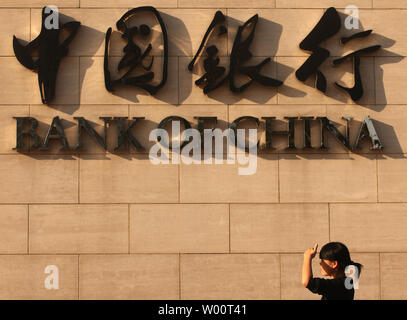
279, 154, 377, 203
30, 104, 128, 153
381, 253, 407, 299
80, 56, 178, 104
0, 205, 27, 254
0, 57, 38, 104
0, 105, 29, 153
30, 204, 128, 254
228, 104, 326, 152
230, 204, 329, 252
180, 154, 278, 203
130, 204, 229, 253
79, 154, 178, 203
280, 254, 324, 300
277, 56, 375, 105
0, 56, 79, 105
281, 253, 380, 300
351, 253, 380, 300
0, 255, 78, 299
31, 8, 125, 57
0, 1, 79, 7
376, 57, 407, 105
0, 155, 78, 203
0, 9, 30, 55
179, 56, 278, 105
181, 254, 280, 299
80, 0, 177, 7
227, 9, 324, 57
79, 254, 178, 299
323, 10, 407, 58
378, 157, 407, 202
364, 10, 407, 57
326, 105, 407, 154
276, 0, 372, 8
330, 204, 407, 252
49, 57, 80, 105
373, 0, 407, 8
129, 104, 228, 152
179, 0, 275, 8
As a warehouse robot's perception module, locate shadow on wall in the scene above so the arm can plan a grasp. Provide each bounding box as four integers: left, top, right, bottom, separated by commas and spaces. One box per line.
59, 13, 103, 114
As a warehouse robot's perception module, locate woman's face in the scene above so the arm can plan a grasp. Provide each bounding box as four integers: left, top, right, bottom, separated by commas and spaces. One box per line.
319, 259, 338, 276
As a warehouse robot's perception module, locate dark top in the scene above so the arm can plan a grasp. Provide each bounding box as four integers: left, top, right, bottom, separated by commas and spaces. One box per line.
306, 277, 354, 300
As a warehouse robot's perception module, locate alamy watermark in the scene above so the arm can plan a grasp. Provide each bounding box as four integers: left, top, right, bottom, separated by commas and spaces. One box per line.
345, 265, 360, 290
344, 5, 360, 30
149, 121, 258, 176
44, 265, 59, 290
44, 6, 59, 30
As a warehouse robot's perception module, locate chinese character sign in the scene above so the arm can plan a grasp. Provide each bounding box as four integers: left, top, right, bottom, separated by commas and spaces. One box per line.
104, 6, 168, 96
13, 6, 80, 105
12, 6, 386, 104
296, 7, 381, 102
188, 10, 283, 94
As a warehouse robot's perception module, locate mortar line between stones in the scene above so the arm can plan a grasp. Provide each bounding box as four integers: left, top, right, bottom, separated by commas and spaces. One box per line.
12, 6, 407, 9
376, 155, 379, 203
276, 57, 279, 104
277, 153, 280, 203
229, 204, 231, 253
0, 251, 400, 255
128, 204, 130, 254
29, 8, 31, 41
77, 55, 80, 111
27, 204, 29, 254
4, 201, 407, 205
2, 55, 405, 58
374, 56, 377, 107
78, 154, 80, 203
4, 152, 402, 156
77, 54, 81, 204
279, 254, 282, 300
177, 62, 181, 201
226, 8, 229, 55
378, 252, 382, 300
179, 253, 181, 300
328, 203, 331, 241
178, 154, 181, 204
77, 255, 80, 300
177, 56, 180, 106
1, 102, 407, 106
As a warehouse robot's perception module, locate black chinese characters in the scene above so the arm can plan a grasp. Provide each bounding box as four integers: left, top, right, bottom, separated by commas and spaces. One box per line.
188, 10, 283, 94
13, 6, 80, 105
296, 6, 381, 102
104, 6, 168, 96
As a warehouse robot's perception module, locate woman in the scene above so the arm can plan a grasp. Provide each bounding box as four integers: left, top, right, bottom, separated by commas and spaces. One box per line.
302, 242, 362, 300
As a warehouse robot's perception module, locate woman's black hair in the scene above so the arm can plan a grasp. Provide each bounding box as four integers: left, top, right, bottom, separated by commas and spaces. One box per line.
319, 242, 362, 276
